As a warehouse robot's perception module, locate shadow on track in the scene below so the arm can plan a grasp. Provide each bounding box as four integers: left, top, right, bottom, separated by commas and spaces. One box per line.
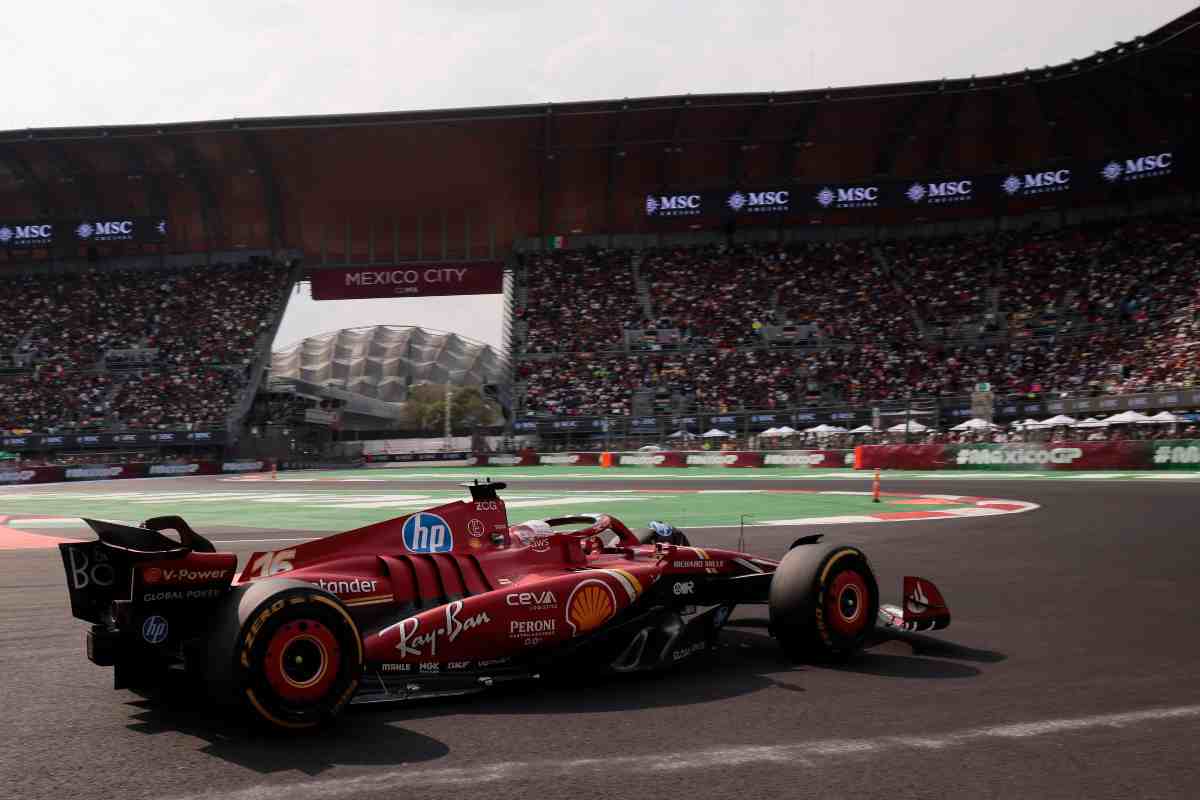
124, 695, 449, 776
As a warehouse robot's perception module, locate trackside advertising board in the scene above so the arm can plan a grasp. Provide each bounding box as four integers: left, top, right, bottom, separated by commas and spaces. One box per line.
310, 262, 504, 300
855, 441, 1200, 470
0, 461, 271, 485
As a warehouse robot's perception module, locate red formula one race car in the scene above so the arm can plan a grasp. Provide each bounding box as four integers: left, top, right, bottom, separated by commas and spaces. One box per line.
60, 480, 951, 730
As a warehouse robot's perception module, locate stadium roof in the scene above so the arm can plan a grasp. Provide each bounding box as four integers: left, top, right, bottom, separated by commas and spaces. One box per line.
0, 7, 1196, 258
270, 325, 507, 403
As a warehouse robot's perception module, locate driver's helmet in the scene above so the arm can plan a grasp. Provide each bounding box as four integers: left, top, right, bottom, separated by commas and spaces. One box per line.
648, 520, 678, 540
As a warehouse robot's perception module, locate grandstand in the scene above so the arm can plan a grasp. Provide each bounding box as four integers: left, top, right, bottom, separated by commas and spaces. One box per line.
0, 6, 1197, 459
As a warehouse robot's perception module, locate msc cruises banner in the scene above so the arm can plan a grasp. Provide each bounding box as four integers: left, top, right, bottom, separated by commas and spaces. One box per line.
641, 147, 1184, 220
0, 217, 168, 249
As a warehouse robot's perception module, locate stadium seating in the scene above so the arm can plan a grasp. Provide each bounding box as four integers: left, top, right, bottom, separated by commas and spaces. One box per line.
0, 259, 290, 433
514, 215, 1200, 415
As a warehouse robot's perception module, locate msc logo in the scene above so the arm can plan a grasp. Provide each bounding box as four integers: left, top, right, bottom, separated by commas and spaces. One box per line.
727, 190, 790, 213
1100, 152, 1172, 183
816, 186, 879, 208
645, 194, 702, 217
0, 224, 53, 244
906, 180, 973, 204
76, 220, 135, 240
1001, 170, 1071, 196
402, 512, 454, 553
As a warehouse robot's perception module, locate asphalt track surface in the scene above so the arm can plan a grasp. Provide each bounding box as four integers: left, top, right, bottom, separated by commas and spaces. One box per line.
2, 472, 1200, 799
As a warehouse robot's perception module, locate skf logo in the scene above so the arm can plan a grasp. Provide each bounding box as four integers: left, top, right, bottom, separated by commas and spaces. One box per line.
1002, 170, 1071, 196
645, 194, 702, 217
906, 180, 973, 205
816, 186, 879, 209
1101, 152, 1172, 183
727, 190, 790, 213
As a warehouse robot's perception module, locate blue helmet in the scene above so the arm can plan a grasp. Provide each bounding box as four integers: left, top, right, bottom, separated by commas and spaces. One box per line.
648, 520, 677, 539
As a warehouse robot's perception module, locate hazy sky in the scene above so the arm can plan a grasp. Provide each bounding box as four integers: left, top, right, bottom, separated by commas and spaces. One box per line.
4, 1, 1194, 350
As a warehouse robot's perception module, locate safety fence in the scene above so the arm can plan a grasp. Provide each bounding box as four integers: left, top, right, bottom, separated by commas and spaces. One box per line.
0, 460, 272, 485
853, 440, 1200, 470
467, 450, 854, 468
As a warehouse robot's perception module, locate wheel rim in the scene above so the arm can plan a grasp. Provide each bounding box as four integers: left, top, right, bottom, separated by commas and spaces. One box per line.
826, 570, 870, 638
264, 619, 341, 703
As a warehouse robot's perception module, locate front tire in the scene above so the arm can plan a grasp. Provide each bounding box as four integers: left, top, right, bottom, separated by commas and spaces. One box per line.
208, 580, 363, 730
768, 544, 878, 662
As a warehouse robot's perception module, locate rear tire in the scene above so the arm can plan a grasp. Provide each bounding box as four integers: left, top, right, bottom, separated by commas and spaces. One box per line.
207, 580, 362, 730
768, 544, 878, 662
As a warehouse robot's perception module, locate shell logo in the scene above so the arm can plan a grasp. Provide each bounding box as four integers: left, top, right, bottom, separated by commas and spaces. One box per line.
565, 579, 617, 635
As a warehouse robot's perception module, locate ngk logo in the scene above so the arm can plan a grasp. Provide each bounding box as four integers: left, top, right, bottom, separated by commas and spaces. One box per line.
1002, 170, 1071, 196
1101, 152, 1172, 183
816, 186, 879, 208
645, 194, 702, 217
906, 180, 973, 204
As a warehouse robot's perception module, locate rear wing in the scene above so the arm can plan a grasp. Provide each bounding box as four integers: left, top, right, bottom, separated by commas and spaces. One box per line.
60, 518, 234, 624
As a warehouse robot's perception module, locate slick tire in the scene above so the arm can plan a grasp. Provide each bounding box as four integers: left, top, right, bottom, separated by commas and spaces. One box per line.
207, 580, 363, 731
768, 543, 878, 662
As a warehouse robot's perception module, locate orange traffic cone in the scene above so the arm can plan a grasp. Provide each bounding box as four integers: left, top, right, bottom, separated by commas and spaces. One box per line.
872, 468, 881, 503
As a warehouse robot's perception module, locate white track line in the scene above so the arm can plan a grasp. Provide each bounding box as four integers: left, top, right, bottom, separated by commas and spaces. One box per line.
169, 704, 1200, 800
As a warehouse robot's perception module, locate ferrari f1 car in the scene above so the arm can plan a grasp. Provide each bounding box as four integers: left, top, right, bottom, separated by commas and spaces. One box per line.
60, 480, 951, 730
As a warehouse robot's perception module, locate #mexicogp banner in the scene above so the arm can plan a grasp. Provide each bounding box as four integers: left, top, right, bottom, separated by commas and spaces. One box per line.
856, 440, 1200, 471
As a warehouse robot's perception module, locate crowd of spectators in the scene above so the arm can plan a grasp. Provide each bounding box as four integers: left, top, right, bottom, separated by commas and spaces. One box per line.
516, 249, 644, 353
0, 258, 290, 433
514, 215, 1200, 416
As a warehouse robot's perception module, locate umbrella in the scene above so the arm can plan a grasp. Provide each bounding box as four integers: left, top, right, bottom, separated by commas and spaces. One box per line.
951, 418, 996, 431
701, 428, 733, 438
1104, 410, 1150, 425
1040, 414, 1077, 427
887, 421, 929, 433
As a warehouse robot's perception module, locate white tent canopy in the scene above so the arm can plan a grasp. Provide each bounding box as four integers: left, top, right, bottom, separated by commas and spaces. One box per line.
701, 428, 733, 438
804, 424, 843, 434
1074, 417, 1108, 428
759, 427, 782, 437
667, 429, 698, 439
775, 426, 798, 436
1104, 410, 1150, 425
887, 421, 929, 433
1040, 414, 1077, 427
951, 418, 998, 431
848, 425, 877, 434
1144, 411, 1179, 424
